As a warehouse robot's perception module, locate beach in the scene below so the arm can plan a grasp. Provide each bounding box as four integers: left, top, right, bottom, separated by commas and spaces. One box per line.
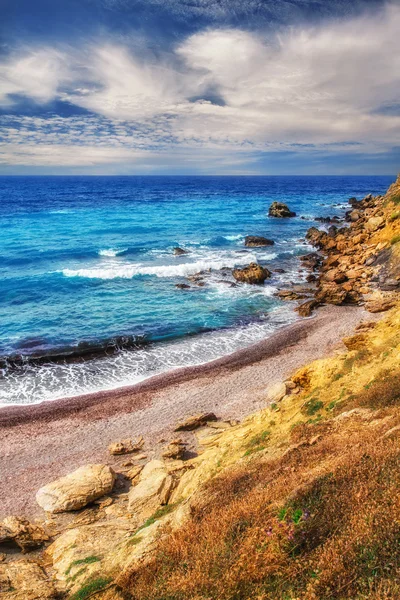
0, 304, 369, 518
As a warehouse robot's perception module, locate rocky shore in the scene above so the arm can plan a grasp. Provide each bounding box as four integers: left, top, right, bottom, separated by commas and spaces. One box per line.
1, 177, 400, 599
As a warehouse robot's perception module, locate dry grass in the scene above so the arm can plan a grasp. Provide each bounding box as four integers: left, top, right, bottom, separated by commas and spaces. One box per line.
120, 403, 400, 599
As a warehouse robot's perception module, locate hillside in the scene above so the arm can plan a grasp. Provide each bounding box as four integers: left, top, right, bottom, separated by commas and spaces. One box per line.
1, 176, 400, 600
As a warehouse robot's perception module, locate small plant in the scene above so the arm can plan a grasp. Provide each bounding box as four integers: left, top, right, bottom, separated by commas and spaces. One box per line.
270, 403, 278, 411
65, 555, 101, 576
303, 398, 324, 416
127, 535, 144, 547
137, 503, 178, 532
70, 577, 112, 600
390, 234, 400, 245
389, 211, 400, 222
327, 401, 336, 411
243, 430, 271, 456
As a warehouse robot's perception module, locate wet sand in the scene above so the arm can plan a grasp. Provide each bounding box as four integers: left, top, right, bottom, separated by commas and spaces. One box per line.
0, 305, 369, 517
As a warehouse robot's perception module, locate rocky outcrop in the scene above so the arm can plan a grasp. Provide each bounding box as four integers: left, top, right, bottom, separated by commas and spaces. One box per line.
36, 464, 115, 513
233, 263, 271, 284
162, 439, 186, 460
109, 437, 144, 455
128, 460, 176, 518
268, 202, 296, 218
0, 517, 49, 552
244, 236, 274, 247
174, 412, 217, 431
0, 560, 56, 599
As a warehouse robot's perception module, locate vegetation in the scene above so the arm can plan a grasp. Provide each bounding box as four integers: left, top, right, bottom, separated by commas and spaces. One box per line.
69, 577, 112, 600
65, 555, 101, 576
119, 300, 400, 600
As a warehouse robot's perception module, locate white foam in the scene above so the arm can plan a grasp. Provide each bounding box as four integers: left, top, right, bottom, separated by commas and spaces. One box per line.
98, 248, 128, 257
60, 252, 276, 280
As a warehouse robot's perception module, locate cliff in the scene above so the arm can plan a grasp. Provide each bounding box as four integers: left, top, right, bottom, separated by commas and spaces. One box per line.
1, 176, 400, 600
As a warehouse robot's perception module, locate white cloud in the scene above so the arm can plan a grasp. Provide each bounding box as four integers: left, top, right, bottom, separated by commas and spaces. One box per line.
0, 2, 399, 170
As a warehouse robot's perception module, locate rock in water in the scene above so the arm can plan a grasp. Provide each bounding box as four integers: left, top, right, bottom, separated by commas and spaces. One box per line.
36, 464, 115, 513
244, 236, 275, 247
173, 247, 188, 255
233, 263, 271, 285
268, 202, 296, 218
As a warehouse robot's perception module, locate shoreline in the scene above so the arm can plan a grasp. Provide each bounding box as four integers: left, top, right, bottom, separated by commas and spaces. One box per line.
0, 304, 371, 517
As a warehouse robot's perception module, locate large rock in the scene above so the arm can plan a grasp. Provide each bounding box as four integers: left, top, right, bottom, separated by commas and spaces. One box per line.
0, 517, 49, 552
296, 299, 320, 317
0, 560, 56, 600
128, 460, 172, 518
36, 464, 115, 513
233, 263, 271, 284
268, 202, 296, 218
175, 412, 217, 431
244, 236, 274, 247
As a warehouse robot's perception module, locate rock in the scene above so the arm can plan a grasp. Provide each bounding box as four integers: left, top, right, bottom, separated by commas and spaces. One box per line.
109, 437, 144, 455
175, 283, 190, 289
365, 294, 397, 313
125, 465, 143, 481
274, 268, 286, 274
173, 247, 189, 255
276, 289, 307, 301
0, 560, 56, 599
36, 464, 115, 513
162, 439, 186, 460
175, 412, 217, 431
365, 216, 384, 232
0, 517, 49, 553
315, 283, 349, 305
296, 299, 320, 317
267, 382, 287, 403
299, 253, 322, 270
128, 460, 170, 518
244, 236, 274, 247
268, 202, 296, 218
232, 263, 271, 284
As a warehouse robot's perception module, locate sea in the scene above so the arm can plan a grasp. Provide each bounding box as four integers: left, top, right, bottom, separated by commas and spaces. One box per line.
0, 175, 394, 405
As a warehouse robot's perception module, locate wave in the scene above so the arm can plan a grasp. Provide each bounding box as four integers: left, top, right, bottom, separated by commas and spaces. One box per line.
98, 248, 128, 257
60, 253, 276, 280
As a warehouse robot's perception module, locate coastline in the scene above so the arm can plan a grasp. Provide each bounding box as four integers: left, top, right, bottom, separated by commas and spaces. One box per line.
0, 303, 370, 517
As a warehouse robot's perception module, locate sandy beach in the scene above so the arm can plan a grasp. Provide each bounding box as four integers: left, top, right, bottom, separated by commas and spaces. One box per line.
0, 304, 370, 518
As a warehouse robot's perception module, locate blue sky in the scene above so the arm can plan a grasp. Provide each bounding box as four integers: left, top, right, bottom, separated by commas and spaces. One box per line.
0, 0, 399, 174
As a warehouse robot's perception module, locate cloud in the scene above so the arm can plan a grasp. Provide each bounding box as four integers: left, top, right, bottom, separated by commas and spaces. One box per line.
0, 2, 399, 172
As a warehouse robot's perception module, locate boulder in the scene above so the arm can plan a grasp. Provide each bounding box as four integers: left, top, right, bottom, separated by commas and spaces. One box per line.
276, 290, 307, 301
175, 412, 217, 431
365, 216, 384, 233
173, 247, 189, 255
175, 283, 190, 289
244, 236, 274, 247
108, 437, 144, 455
295, 300, 320, 317
0, 560, 56, 600
36, 464, 115, 513
233, 263, 271, 284
0, 517, 49, 553
162, 439, 186, 460
128, 460, 171, 517
315, 283, 349, 305
268, 202, 296, 218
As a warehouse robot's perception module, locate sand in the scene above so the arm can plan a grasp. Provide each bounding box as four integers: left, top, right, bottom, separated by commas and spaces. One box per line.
0, 305, 370, 518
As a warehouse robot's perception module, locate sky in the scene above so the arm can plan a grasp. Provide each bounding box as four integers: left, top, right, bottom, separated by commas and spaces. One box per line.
0, 0, 399, 175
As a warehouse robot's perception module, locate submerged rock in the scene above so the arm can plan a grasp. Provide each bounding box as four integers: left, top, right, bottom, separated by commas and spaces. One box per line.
233, 263, 271, 285
175, 283, 190, 289
36, 464, 115, 513
244, 236, 274, 247
268, 202, 296, 218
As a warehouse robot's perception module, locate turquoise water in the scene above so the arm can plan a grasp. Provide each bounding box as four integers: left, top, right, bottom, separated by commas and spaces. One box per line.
0, 175, 394, 404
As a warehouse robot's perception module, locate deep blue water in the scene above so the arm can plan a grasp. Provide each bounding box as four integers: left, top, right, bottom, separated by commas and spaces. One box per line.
0, 175, 394, 404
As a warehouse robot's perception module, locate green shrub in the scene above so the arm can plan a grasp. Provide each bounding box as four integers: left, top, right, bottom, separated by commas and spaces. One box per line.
70, 577, 112, 600
65, 555, 100, 576
303, 398, 324, 416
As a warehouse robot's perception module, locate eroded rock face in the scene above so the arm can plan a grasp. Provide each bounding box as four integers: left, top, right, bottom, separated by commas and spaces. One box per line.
0, 560, 56, 599
268, 202, 296, 218
0, 517, 49, 553
36, 464, 115, 513
244, 236, 274, 247
233, 263, 271, 285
